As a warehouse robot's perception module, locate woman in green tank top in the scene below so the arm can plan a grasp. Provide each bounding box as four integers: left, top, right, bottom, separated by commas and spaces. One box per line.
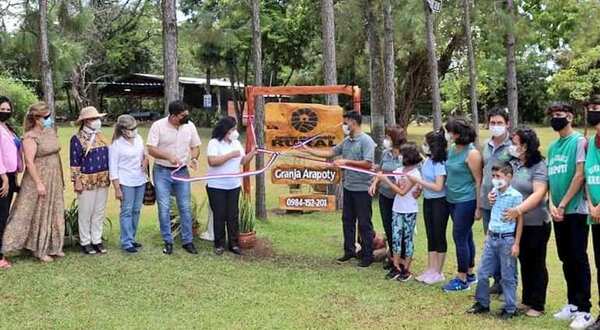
441, 118, 483, 292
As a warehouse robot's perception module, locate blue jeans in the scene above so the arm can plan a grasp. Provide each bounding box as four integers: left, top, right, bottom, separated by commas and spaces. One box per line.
449, 200, 476, 274
153, 165, 193, 245
475, 234, 518, 313
119, 184, 145, 249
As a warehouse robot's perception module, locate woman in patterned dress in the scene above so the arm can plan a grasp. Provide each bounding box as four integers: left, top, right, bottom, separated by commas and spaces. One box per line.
2, 102, 64, 262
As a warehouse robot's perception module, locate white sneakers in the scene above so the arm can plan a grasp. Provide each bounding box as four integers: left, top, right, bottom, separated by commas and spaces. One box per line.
570, 312, 594, 330
554, 304, 578, 321
553, 305, 594, 330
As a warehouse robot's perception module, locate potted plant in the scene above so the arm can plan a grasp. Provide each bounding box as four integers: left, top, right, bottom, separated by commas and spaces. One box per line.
170, 195, 206, 237
238, 193, 256, 249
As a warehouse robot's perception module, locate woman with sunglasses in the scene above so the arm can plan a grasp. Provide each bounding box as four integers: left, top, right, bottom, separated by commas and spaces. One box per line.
2, 102, 65, 263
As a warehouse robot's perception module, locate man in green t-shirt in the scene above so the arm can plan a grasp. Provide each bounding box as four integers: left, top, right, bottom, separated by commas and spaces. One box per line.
584, 93, 600, 330
547, 102, 592, 329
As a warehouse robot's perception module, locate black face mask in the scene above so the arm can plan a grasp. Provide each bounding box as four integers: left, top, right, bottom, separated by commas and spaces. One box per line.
588, 112, 600, 127
0, 112, 11, 122
551, 117, 569, 131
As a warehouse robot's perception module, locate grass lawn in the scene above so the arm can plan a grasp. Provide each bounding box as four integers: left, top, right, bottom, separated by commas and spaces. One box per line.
0, 123, 597, 329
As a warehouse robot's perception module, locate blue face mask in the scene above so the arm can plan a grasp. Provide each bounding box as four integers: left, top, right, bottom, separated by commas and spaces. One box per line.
42, 116, 54, 129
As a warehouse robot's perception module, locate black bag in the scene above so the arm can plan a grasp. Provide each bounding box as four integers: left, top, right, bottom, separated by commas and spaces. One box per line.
143, 164, 156, 205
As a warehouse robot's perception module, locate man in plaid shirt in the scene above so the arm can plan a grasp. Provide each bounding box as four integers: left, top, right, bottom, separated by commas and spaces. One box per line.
467, 161, 524, 319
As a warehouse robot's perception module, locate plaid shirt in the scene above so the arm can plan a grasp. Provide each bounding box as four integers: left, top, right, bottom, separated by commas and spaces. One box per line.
489, 185, 523, 234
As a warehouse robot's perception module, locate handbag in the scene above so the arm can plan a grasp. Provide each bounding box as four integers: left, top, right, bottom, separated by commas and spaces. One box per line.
143, 164, 156, 205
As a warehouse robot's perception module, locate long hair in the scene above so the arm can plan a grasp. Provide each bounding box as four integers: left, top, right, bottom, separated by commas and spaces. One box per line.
23, 102, 48, 133
425, 128, 448, 162
513, 126, 544, 168
385, 125, 407, 148
212, 116, 237, 141
0, 96, 16, 134
112, 115, 137, 142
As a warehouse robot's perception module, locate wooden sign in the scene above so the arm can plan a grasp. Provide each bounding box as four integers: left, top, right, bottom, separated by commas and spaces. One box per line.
271, 164, 340, 185
279, 194, 336, 212
265, 103, 343, 152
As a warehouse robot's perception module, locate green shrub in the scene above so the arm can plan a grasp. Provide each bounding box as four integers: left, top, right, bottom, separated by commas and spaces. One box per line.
0, 75, 38, 135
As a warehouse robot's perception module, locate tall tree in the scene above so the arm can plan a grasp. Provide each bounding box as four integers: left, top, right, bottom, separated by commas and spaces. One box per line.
423, 0, 441, 129
382, 0, 395, 125
320, 0, 338, 105
162, 0, 179, 114
251, 0, 267, 220
363, 0, 385, 162
462, 0, 478, 138
38, 0, 55, 113
505, 0, 518, 127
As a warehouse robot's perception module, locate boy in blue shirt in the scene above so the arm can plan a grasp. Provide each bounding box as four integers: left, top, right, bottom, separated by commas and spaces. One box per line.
467, 161, 523, 319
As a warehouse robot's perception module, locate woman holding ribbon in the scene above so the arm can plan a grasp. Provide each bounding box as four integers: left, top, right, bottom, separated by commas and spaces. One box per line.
70, 106, 110, 255
206, 116, 256, 255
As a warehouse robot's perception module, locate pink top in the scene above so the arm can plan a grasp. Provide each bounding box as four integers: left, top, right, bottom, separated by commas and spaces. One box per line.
0, 124, 22, 174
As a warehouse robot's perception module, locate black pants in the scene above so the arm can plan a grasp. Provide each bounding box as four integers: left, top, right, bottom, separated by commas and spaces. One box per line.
378, 194, 394, 257
343, 189, 373, 261
591, 225, 600, 309
554, 214, 591, 312
423, 197, 450, 253
206, 186, 241, 249
519, 222, 551, 312
0, 172, 17, 259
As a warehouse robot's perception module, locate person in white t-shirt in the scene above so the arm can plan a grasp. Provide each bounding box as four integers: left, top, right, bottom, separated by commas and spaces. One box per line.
206, 116, 256, 255
377, 142, 423, 282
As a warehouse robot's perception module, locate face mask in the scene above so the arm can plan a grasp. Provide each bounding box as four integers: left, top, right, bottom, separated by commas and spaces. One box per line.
87, 119, 102, 131
0, 112, 12, 122
179, 115, 190, 125
445, 132, 453, 143
342, 124, 350, 136
489, 125, 506, 137
587, 112, 600, 127
421, 144, 431, 155
124, 128, 137, 139
508, 145, 522, 158
550, 117, 569, 131
42, 116, 54, 129
383, 138, 392, 150
229, 130, 240, 141
492, 178, 507, 190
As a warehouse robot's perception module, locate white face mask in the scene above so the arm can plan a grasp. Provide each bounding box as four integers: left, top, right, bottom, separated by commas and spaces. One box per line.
421, 143, 431, 155
492, 178, 507, 190
508, 145, 521, 158
342, 124, 350, 136
489, 125, 507, 138
229, 129, 240, 141
87, 118, 102, 131
383, 138, 392, 150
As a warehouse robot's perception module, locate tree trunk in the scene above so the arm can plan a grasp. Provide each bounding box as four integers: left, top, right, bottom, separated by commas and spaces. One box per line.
424, 0, 442, 130
251, 0, 267, 220
363, 0, 385, 163
38, 0, 55, 114
162, 0, 179, 115
463, 0, 479, 140
320, 0, 338, 105
506, 0, 518, 128
382, 0, 396, 126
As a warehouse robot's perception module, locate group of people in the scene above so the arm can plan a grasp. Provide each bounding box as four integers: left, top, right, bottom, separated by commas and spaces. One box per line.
0, 98, 254, 266
305, 95, 600, 330
3, 92, 600, 328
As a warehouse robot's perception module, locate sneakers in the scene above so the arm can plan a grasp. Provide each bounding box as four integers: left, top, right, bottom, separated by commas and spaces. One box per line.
229, 246, 243, 255
214, 247, 225, 255
385, 267, 402, 280
499, 309, 517, 320
466, 273, 477, 286
587, 317, 600, 330
163, 242, 173, 255
443, 277, 470, 292
93, 243, 107, 254
336, 254, 355, 263
467, 302, 490, 314
357, 259, 373, 268
397, 270, 412, 282
81, 244, 97, 255
0, 258, 11, 269
570, 312, 594, 330
124, 246, 138, 253
182, 243, 198, 255
554, 304, 578, 321
424, 272, 445, 285
416, 269, 434, 282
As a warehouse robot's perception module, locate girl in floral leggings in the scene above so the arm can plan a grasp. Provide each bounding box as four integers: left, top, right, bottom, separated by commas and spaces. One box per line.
377, 143, 423, 281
